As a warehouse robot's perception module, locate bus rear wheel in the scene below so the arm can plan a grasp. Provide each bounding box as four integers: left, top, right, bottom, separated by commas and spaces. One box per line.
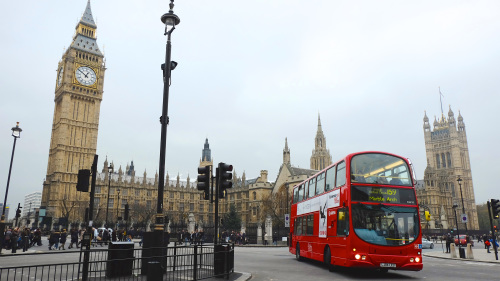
296, 243, 302, 261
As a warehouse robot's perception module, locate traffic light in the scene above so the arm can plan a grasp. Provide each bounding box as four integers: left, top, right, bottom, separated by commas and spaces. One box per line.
494, 225, 498, 232
491, 199, 500, 218
424, 211, 431, 221
76, 169, 91, 192
124, 204, 129, 221
218, 162, 233, 199
197, 165, 211, 200
15, 203, 22, 218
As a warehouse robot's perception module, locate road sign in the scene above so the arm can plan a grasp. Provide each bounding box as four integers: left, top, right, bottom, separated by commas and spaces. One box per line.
461, 214, 468, 223
285, 214, 290, 227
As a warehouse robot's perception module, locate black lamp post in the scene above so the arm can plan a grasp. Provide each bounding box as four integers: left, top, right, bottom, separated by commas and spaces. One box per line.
0, 122, 22, 254
452, 203, 460, 249
155, 0, 180, 245
105, 165, 113, 228
457, 176, 468, 233
116, 189, 121, 228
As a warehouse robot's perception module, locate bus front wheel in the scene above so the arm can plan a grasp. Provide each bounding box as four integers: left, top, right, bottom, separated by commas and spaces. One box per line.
296, 243, 302, 261
324, 246, 334, 272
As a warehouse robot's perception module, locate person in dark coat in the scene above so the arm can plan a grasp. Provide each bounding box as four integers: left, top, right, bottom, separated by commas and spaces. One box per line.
58, 229, 67, 250
68, 229, 79, 249
445, 233, 452, 253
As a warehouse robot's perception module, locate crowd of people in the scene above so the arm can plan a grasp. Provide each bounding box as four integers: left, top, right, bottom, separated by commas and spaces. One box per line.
1, 226, 148, 252
1, 227, 44, 252
176, 229, 205, 245
221, 230, 247, 245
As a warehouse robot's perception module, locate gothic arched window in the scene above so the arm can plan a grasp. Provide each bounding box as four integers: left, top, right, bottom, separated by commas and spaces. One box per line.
441, 153, 446, 168
436, 154, 440, 168
447, 152, 452, 167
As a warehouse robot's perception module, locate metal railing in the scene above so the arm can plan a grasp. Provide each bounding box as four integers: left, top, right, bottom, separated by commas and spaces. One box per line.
0, 242, 234, 281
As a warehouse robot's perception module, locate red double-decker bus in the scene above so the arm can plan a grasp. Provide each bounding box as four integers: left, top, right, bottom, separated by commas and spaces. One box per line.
289, 151, 423, 272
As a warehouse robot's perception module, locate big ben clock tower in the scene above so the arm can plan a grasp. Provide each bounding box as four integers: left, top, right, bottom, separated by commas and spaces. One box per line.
41, 0, 105, 222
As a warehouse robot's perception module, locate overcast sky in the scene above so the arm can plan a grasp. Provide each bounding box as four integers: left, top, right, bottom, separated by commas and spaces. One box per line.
1, 1, 499, 219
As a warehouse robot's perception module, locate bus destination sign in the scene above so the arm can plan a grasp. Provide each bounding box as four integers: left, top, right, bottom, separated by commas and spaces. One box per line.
351, 186, 416, 205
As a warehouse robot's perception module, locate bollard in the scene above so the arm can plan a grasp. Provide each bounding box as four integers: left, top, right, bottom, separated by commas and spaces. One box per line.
147, 261, 162, 281
450, 244, 457, 258
466, 243, 474, 259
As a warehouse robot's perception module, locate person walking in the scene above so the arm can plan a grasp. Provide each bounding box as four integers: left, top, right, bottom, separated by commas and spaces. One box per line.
485, 238, 491, 253
68, 229, 79, 249
58, 229, 67, 250
445, 233, 452, 253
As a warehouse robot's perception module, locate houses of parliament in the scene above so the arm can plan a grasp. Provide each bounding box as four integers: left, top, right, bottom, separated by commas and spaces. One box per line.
40, 1, 479, 230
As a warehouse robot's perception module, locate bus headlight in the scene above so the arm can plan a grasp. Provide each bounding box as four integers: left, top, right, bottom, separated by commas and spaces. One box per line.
355, 254, 361, 260
361, 255, 366, 260
410, 258, 414, 262
415, 257, 420, 263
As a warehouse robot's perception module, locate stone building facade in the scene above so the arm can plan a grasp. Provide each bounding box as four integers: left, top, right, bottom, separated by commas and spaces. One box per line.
416, 107, 479, 230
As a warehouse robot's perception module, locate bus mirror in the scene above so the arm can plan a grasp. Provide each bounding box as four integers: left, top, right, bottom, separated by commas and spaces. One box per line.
339, 211, 345, 221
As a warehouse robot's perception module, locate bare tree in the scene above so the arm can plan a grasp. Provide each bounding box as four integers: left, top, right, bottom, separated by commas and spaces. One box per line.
260, 187, 290, 227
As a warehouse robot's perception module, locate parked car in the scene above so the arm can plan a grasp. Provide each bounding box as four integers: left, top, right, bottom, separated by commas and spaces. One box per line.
421, 238, 434, 249
454, 234, 474, 246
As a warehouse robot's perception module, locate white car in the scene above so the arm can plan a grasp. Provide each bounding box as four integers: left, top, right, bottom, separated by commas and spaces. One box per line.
421, 238, 434, 249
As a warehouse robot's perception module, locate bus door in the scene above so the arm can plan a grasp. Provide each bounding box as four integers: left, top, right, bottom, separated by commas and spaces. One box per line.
332, 207, 350, 263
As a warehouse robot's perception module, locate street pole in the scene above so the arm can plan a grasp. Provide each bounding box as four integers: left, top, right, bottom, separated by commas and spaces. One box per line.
457, 176, 468, 233
105, 165, 113, 228
0, 122, 22, 254
149, 2, 180, 276
82, 155, 98, 281
27, 202, 32, 227
116, 189, 120, 228
487, 201, 499, 260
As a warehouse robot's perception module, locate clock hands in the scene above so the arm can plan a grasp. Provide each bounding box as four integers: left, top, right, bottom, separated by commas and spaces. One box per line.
77, 68, 89, 78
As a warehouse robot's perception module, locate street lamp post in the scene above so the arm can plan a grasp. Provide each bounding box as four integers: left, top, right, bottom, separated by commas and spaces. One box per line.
105, 165, 113, 228
27, 202, 32, 227
457, 176, 468, 233
452, 203, 465, 258
116, 189, 121, 228
155, 0, 180, 250
0, 122, 22, 254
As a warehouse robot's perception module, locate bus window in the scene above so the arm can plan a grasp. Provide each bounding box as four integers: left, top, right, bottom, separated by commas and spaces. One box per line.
325, 165, 336, 191
302, 216, 307, 235
337, 208, 349, 236
336, 161, 346, 187
307, 214, 314, 235
308, 178, 316, 198
293, 187, 298, 203
295, 217, 302, 235
298, 185, 303, 202
304, 181, 309, 199
316, 172, 325, 195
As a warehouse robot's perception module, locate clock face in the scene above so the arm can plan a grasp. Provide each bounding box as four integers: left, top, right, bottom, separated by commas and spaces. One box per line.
57, 67, 64, 87
75, 66, 97, 86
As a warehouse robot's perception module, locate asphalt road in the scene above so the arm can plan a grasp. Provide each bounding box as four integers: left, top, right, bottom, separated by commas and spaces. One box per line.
1, 243, 498, 280
233, 247, 499, 281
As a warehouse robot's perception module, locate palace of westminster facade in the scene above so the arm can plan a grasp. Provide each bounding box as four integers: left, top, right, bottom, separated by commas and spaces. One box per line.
40, 1, 478, 230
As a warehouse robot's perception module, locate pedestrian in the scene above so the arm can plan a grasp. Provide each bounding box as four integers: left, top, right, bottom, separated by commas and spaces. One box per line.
68, 229, 79, 249
485, 239, 491, 253
53, 229, 61, 250
59, 229, 67, 250
445, 233, 452, 253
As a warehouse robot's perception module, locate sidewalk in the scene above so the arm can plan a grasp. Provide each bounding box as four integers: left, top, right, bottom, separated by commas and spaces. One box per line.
423, 245, 500, 264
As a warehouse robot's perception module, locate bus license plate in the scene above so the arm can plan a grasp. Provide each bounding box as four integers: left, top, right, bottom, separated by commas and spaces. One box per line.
380, 263, 396, 268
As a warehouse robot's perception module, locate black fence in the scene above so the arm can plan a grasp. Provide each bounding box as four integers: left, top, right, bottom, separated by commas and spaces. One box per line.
0, 241, 234, 281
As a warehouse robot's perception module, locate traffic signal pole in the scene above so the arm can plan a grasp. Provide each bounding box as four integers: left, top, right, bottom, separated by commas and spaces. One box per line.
487, 200, 499, 260
215, 167, 220, 244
